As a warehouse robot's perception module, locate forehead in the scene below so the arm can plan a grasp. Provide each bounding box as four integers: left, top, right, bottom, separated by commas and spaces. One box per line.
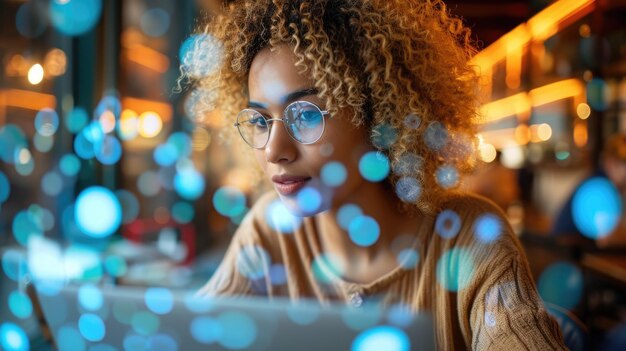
248, 45, 314, 104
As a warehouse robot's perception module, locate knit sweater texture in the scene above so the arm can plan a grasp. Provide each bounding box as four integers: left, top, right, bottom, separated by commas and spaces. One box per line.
199, 191, 567, 350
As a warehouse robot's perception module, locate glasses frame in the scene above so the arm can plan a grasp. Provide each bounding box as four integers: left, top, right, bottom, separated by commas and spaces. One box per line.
233, 100, 330, 149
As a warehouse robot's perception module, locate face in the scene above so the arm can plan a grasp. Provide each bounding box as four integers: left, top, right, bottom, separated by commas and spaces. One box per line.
246, 44, 373, 216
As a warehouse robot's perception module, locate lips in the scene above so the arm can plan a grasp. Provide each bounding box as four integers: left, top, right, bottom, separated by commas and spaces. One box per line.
272, 175, 312, 196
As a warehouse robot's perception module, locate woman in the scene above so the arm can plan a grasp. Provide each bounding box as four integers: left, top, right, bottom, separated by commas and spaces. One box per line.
185, 0, 567, 349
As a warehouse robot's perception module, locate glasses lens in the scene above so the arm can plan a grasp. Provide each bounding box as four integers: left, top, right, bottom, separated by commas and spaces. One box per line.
236, 109, 269, 148
285, 101, 324, 144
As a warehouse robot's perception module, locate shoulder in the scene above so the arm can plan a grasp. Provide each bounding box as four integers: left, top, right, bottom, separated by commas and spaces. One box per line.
439, 191, 507, 220
435, 191, 522, 259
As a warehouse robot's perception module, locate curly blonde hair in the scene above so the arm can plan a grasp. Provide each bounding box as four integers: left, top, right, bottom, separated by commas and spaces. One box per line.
184, 0, 480, 214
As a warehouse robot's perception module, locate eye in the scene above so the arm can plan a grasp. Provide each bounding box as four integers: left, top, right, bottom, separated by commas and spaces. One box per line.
295, 110, 323, 128
250, 116, 268, 128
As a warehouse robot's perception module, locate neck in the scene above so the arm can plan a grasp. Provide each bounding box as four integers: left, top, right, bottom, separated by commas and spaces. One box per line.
315, 180, 422, 279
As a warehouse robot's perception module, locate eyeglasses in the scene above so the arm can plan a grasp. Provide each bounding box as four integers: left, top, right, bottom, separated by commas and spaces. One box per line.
234, 100, 330, 149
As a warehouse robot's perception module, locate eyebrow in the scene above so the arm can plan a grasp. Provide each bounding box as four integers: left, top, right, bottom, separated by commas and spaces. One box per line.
248, 87, 319, 109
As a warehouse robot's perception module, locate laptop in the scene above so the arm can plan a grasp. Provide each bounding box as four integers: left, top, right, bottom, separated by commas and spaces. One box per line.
31, 282, 436, 350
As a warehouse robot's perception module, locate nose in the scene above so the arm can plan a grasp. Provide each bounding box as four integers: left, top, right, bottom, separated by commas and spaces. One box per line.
265, 121, 297, 164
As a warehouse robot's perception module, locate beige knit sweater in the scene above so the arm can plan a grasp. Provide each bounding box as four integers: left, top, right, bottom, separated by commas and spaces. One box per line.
199, 191, 567, 350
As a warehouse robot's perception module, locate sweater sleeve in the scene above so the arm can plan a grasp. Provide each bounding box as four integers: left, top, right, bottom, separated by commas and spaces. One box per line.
467, 251, 568, 350
451, 196, 568, 350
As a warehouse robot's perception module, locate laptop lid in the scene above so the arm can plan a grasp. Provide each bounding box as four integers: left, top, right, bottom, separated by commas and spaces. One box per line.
34, 283, 436, 351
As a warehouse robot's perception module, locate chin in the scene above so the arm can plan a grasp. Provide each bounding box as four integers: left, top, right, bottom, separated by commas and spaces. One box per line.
277, 178, 334, 217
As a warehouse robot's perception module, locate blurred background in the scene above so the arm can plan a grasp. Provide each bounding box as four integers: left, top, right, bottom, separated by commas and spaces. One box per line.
0, 0, 625, 350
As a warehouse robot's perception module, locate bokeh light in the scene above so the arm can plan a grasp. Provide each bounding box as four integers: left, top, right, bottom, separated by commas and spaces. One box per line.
74, 132, 96, 160
137, 171, 161, 197
436, 248, 474, 291
154, 143, 178, 167
138, 111, 163, 138
311, 253, 345, 284
118, 109, 139, 140
0, 171, 10, 203
66, 107, 89, 134
536, 123, 553, 141
342, 306, 383, 330
8, 290, 33, 319
572, 176, 622, 239
386, 304, 415, 328
576, 103, 591, 119
174, 168, 205, 200
34, 133, 54, 153
216, 312, 257, 350
79, 284, 104, 311
212, 186, 246, 217
395, 177, 422, 203
172, 202, 194, 224
27, 63, 44, 85
435, 165, 459, 189
95, 135, 123, 165
115, 190, 140, 224
113, 300, 137, 325
145, 288, 174, 315
474, 213, 502, 243
424, 121, 448, 151
15, 1, 47, 38
359, 151, 390, 182
131, 311, 160, 336
35, 108, 60, 137
287, 303, 321, 325
15, 147, 35, 176
321, 161, 347, 187
0, 124, 28, 164
269, 263, 287, 285
348, 215, 381, 247
99, 111, 116, 134
123, 334, 146, 351
235, 245, 271, 280
49, 0, 103, 36
296, 187, 322, 214
104, 255, 128, 278
44, 48, 68, 76
337, 204, 363, 231
57, 326, 85, 351
586, 78, 608, 111
0, 322, 29, 351
79, 313, 106, 342
94, 95, 121, 120
180, 34, 223, 78
403, 113, 422, 129
190, 316, 222, 344
479, 143, 497, 163
538, 262, 583, 310
393, 152, 423, 176
264, 199, 303, 233
42, 171, 64, 196
141, 8, 170, 37
351, 326, 410, 351
397, 249, 420, 269
2, 249, 28, 282
12, 209, 44, 246
149, 333, 178, 350
184, 293, 215, 314
75, 186, 122, 238
371, 123, 398, 149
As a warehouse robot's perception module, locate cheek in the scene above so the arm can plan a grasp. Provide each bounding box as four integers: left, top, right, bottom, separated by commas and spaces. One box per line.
254, 150, 267, 172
